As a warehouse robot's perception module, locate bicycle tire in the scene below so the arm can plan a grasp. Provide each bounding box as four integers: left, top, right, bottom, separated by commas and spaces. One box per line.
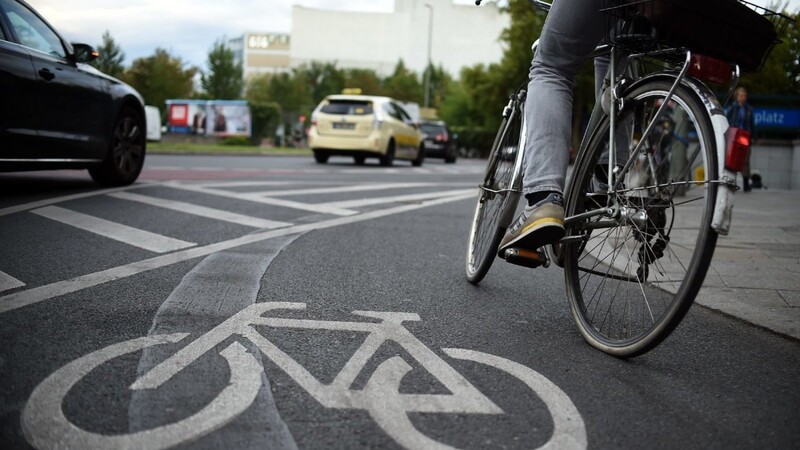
465, 105, 523, 284
562, 80, 719, 357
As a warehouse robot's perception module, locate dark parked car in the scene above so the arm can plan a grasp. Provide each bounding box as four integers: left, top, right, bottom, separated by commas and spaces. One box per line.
0, 0, 146, 186
419, 121, 457, 163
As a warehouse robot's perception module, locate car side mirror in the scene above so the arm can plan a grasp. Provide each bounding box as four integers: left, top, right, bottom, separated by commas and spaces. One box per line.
72, 43, 99, 63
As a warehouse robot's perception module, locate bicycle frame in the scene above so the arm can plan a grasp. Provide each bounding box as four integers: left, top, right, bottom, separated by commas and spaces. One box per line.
500, 14, 738, 238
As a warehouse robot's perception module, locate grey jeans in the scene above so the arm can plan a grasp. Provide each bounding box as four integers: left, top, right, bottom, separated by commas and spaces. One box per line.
522, 0, 607, 196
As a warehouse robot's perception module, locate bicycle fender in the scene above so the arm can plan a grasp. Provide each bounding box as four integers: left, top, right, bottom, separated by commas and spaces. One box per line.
626, 74, 734, 235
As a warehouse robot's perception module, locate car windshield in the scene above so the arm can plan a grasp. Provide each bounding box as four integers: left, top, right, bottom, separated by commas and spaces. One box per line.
420, 124, 445, 135
321, 100, 373, 115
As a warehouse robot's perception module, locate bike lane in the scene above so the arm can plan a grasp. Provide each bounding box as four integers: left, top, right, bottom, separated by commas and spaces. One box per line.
254, 200, 800, 449
2, 196, 800, 449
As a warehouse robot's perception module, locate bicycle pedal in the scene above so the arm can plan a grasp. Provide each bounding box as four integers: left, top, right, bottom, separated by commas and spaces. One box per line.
502, 248, 549, 269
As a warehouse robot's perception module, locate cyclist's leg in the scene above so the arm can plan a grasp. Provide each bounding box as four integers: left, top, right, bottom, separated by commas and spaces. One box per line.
500, 0, 606, 253
521, 0, 606, 198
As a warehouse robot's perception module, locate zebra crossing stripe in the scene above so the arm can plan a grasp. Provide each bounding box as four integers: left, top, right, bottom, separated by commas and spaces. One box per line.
108, 192, 292, 229
0, 271, 24, 293
324, 189, 475, 209
31, 206, 196, 253
247, 183, 437, 197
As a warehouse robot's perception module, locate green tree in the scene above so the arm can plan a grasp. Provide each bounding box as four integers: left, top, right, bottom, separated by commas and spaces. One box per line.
244, 73, 272, 104
266, 71, 314, 115
242, 74, 285, 145
300, 61, 346, 105
422, 63, 454, 110
382, 60, 423, 104
343, 68, 383, 95
249, 102, 282, 145
201, 39, 244, 100
123, 48, 196, 112
740, 10, 800, 96
90, 31, 125, 78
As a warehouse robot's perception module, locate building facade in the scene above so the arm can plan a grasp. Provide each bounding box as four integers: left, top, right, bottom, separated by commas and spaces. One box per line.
231, 1, 508, 80
229, 32, 292, 78
290, 0, 508, 78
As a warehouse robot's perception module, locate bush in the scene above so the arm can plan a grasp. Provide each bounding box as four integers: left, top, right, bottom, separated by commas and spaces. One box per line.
249, 102, 282, 146
220, 136, 252, 146
450, 126, 496, 158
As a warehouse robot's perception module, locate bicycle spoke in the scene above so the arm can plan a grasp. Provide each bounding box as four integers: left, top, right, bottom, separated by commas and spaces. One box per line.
563, 82, 718, 355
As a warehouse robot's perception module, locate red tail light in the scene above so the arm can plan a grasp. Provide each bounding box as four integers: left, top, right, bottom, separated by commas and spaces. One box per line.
689, 55, 732, 85
725, 127, 751, 172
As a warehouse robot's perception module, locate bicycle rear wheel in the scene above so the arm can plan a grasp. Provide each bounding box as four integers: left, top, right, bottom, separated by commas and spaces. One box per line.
465, 104, 523, 284
563, 80, 719, 357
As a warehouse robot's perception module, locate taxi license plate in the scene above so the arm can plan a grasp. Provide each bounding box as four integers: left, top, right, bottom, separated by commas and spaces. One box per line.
333, 122, 355, 130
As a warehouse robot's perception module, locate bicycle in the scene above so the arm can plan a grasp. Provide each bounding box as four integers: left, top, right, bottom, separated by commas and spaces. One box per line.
466, 0, 791, 357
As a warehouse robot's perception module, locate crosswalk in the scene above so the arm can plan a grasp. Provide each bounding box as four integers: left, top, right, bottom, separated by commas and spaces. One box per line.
31, 206, 197, 253
145, 165, 485, 177
0, 180, 478, 295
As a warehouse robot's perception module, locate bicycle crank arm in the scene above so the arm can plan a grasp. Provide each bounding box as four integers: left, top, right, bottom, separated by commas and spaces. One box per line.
501, 248, 550, 269
564, 207, 614, 225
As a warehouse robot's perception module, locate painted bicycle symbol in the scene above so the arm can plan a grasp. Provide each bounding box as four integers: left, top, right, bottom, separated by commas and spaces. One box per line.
23, 302, 587, 449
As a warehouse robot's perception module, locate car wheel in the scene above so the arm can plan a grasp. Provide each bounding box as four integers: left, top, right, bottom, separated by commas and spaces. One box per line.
88, 106, 145, 186
313, 150, 329, 164
354, 156, 366, 165
379, 141, 395, 167
412, 144, 425, 167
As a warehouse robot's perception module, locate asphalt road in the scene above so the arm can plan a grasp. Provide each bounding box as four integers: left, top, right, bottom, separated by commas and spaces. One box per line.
1, 154, 798, 449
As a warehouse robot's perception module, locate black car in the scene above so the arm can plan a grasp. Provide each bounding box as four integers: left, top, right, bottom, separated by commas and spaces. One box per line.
0, 0, 146, 186
419, 121, 457, 164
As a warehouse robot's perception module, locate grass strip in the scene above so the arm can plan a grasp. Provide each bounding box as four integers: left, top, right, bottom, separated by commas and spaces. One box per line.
148, 142, 312, 156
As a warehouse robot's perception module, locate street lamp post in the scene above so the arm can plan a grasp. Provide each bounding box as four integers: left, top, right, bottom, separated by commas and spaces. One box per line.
424, 3, 433, 109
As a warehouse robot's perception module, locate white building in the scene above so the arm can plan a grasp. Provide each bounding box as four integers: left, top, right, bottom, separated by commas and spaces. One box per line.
229, 32, 292, 78
290, 0, 508, 78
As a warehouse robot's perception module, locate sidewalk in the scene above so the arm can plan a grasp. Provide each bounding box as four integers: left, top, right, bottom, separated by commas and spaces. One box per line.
695, 189, 800, 340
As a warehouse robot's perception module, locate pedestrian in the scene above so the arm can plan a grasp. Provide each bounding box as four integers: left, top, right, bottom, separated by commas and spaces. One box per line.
724, 87, 757, 192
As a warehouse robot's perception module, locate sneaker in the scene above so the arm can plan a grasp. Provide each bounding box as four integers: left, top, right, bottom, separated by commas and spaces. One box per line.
498, 193, 565, 255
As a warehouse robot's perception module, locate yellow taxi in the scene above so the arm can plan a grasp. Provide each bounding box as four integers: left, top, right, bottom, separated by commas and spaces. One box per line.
308, 95, 424, 166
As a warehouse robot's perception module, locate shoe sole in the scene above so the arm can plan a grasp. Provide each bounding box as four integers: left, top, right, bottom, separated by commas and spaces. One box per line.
499, 219, 565, 256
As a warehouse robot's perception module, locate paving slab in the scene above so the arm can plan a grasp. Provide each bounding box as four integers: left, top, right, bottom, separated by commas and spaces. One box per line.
696, 189, 800, 340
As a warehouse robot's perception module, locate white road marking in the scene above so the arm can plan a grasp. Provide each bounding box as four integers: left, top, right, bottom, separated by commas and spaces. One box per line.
163, 182, 358, 216
108, 192, 292, 229
0, 193, 474, 314
0, 183, 150, 218
436, 166, 459, 174
26, 302, 585, 449
193, 181, 338, 188
444, 348, 588, 449
247, 182, 438, 197
129, 237, 300, 449
31, 206, 196, 253
411, 168, 432, 174
324, 189, 474, 209
0, 270, 25, 293
22, 336, 264, 450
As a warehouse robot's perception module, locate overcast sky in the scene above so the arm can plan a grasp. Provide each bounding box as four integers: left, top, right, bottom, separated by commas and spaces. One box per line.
28, 0, 799, 72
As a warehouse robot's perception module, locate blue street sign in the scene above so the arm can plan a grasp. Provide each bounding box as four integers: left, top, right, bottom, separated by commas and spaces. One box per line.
753, 108, 800, 129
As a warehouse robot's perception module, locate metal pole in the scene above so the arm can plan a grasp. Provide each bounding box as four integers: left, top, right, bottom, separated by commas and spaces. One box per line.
424, 4, 433, 108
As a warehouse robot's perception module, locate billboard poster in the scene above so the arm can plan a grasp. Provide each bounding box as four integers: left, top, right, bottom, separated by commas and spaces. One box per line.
166, 100, 251, 137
